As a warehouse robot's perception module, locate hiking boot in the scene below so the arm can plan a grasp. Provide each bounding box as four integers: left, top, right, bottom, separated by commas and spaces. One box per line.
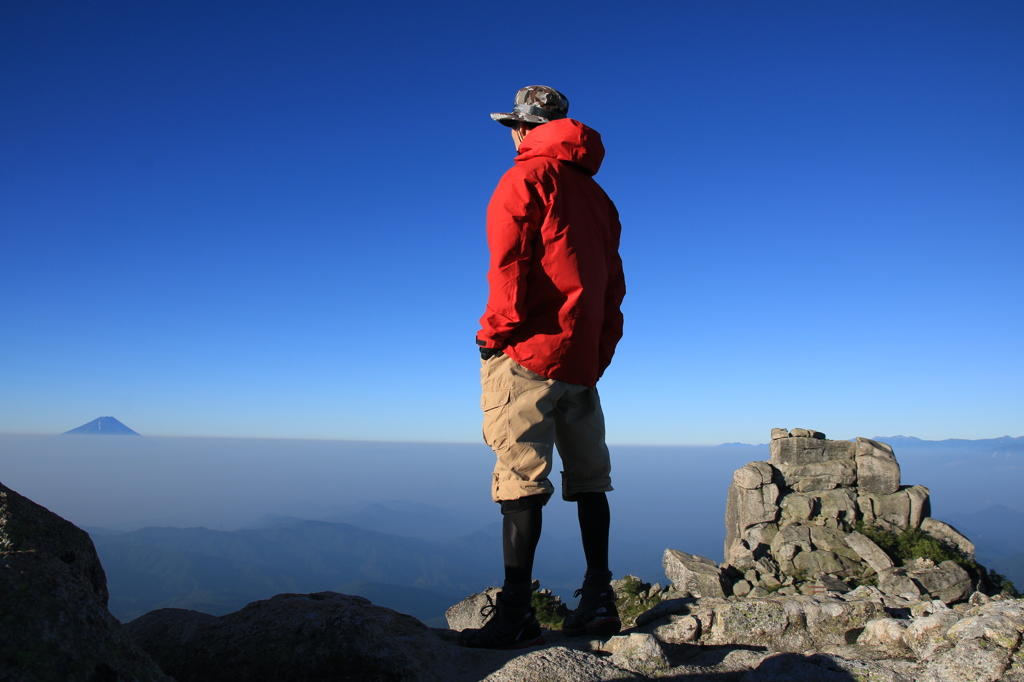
562, 582, 621, 637
457, 591, 545, 650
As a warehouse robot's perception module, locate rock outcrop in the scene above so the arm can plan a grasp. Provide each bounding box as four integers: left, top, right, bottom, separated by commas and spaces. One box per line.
0, 481, 170, 681
127, 592, 453, 682
719, 428, 983, 604
0, 480, 109, 605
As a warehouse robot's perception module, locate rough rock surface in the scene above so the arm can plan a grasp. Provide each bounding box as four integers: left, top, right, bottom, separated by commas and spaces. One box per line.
480, 646, 639, 681
127, 591, 454, 682
603, 633, 670, 674
695, 595, 888, 651
720, 429, 990, 609
0, 480, 108, 605
0, 551, 171, 682
446, 585, 501, 630
846, 530, 896, 574
663, 548, 727, 598
0, 480, 169, 681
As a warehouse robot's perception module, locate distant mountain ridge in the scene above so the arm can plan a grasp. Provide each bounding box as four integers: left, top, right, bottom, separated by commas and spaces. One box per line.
90, 516, 506, 624
871, 435, 1024, 451
64, 417, 139, 436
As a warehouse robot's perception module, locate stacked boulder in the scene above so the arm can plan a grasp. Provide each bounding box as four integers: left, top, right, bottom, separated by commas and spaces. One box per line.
720, 428, 977, 603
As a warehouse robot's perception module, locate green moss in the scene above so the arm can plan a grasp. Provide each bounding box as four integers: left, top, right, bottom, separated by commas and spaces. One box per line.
614, 575, 662, 628
531, 590, 566, 629
985, 570, 1021, 598
855, 521, 981, 572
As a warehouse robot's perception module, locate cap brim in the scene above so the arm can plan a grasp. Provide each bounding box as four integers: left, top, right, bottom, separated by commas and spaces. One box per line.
490, 111, 550, 126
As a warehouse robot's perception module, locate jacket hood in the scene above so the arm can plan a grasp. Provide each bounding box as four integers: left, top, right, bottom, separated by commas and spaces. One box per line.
515, 118, 605, 176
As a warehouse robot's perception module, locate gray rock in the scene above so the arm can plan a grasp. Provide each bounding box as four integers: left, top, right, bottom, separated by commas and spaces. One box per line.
793, 550, 850, 577
789, 428, 826, 439
755, 555, 781, 578
920, 518, 975, 560
910, 560, 973, 605
771, 428, 790, 439
921, 638, 1014, 682
772, 523, 813, 560
910, 599, 951, 618
605, 633, 670, 674
945, 600, 1024, 646
860, 488, 917, 532
446, 586, 501, 631
846, 530, 896, 574
809, 524, 863, 562
653, 614, 701, 643
733, 460, 776, 489
903, 611, 961, 659
0, 551, 170, 682
734, 579, 753, 597
0, 480, 108, 606
724, 462, 780, 562
859, 617, 912, 652
917, 600, 1024, 681
879, 567, 924, 599
844, 585, 889, 603
771, 437, 830, 465
663, 549, 727, 598
906, 485, 932, 529
856, 437, 902, 495
699, 596, 887, 651
127, 591, 454, 682
780, 492, 816, 521
777, 459, 858, 493
481, 646, 639, 682
812, 488, 859, 527
818, 574, 851, 594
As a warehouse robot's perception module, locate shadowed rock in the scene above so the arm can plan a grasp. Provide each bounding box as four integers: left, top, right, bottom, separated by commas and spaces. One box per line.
0, 480, 108, 605
0, 550, 170, 681
127, 591, 453, 682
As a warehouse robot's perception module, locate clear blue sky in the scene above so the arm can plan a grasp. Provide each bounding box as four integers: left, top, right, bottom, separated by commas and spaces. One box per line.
2, 1, 1021, 445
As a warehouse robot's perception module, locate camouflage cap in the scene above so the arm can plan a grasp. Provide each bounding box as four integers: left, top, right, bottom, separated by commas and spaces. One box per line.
490, 85, 569, 127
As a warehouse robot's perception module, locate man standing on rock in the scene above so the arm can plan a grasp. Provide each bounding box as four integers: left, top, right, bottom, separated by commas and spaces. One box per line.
459, 85, 626, 649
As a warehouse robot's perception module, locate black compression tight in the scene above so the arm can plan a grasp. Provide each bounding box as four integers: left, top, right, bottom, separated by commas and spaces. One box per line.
502, 504, 543, 587
576, 491, 610, 575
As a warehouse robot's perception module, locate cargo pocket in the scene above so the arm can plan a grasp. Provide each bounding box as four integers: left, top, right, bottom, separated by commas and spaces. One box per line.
480, 389, 511, 452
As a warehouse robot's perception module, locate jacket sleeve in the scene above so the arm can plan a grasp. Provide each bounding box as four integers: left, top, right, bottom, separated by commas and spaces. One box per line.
478, 168, 543, 348
597, 203, 625, 377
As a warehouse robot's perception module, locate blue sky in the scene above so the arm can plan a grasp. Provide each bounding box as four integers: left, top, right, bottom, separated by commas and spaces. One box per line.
2, 1, 1021, 445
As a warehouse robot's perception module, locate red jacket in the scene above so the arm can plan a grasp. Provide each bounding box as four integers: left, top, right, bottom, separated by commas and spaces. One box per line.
477, 118, 625, 387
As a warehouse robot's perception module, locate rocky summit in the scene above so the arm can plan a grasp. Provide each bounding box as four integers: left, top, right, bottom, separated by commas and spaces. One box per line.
721, 428, 983, 604
3, 428, 1024, 681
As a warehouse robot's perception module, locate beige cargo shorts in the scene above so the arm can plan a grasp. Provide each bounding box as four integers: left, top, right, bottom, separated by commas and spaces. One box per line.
480, 352, 613, 503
